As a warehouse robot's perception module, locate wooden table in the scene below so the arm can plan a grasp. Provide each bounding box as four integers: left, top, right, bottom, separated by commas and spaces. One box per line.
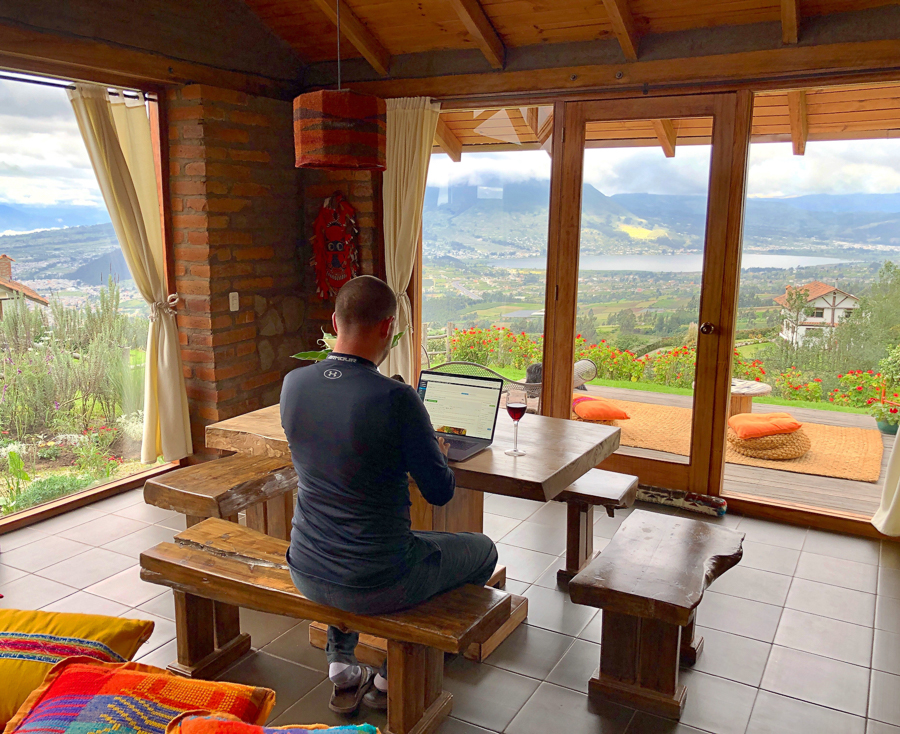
730, 378, 773, 416
206, 403, 621, 660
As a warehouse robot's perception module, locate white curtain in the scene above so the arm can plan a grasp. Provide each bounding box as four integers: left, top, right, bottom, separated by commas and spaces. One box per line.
381, 97, 441, 383
68, 84, 192, 463
872, 431, 900, 535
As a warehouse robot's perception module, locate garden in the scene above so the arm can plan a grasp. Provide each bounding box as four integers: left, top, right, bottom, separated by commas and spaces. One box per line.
0, 279, 150, 516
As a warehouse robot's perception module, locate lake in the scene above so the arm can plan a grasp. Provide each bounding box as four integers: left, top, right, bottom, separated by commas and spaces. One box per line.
493, 253, 850, 272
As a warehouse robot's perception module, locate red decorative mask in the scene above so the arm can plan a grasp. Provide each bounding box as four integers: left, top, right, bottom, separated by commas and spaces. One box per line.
311, 191, 360, 300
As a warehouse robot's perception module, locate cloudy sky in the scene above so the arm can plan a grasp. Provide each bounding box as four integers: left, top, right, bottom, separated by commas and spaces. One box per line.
3, 75, 900, 218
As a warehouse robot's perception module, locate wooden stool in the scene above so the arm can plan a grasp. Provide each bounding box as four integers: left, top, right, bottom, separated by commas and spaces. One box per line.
554, 469, 638, 584
569, 510, 744, 719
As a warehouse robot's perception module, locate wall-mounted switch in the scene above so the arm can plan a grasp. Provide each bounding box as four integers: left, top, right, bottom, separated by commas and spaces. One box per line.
229, 292, 239, 312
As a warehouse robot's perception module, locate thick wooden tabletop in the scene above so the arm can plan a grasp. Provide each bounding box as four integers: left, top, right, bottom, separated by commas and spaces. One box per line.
206, 403, 621, 502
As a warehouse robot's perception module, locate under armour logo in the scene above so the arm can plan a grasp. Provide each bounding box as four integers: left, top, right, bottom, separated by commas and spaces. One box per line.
324, 369, 342, 380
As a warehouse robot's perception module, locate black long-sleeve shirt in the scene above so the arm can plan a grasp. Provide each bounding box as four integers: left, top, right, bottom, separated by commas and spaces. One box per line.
282, 353, 456, 588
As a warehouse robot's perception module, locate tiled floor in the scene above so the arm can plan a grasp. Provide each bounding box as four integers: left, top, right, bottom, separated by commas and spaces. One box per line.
4, 487, 900, 733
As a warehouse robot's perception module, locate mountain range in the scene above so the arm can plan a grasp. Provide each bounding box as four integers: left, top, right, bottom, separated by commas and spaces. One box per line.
0, 202, 110, 234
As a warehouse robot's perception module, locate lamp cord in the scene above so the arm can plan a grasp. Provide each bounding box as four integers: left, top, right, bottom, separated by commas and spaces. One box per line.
336, 0, 342, 91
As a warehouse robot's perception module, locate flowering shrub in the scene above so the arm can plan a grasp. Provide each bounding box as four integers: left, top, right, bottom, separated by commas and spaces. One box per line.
774, 367, 823, 401
577, 339, 644, 382
644, 346, 696, 388
73, 427, 120, 478
450, 327, 542, 370
733, 351, 766, 382
835, 370, 886, 407
871, 401, 900, 425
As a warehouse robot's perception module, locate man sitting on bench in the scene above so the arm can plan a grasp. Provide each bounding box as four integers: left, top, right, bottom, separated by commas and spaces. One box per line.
281, 275, 498, 716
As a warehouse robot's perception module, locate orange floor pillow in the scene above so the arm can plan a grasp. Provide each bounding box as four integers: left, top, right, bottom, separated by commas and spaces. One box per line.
572, 394, 630, 421
728, 412, 802, 440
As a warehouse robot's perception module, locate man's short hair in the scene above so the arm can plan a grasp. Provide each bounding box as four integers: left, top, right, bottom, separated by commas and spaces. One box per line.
335, 276, 397, 329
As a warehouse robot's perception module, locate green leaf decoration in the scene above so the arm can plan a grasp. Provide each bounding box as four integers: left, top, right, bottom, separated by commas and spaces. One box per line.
292, 350, 331, 362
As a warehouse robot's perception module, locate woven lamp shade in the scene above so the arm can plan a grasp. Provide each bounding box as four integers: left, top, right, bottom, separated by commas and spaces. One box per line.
293, 89, 386, 170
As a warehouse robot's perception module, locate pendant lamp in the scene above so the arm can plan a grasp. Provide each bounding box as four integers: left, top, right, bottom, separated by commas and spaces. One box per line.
293, 0, 386, 170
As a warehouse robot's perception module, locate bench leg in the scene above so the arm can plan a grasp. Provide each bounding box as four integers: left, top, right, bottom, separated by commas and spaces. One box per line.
169, 591, 251, 680
557, 502, 594, 585
589, 610, 686, 720
680, 611, 704, 667
245, 492, 293, 542
386, 641, 452, 734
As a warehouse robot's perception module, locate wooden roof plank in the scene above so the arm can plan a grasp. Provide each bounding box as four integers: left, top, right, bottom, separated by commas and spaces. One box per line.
435, 116, 464, 161
781, 0, 800, 43
651, 118, 677, 156
602, 0, 640, 61
309, 0, 391, 76
448, 0, 506, 69
788, 88, 808, 154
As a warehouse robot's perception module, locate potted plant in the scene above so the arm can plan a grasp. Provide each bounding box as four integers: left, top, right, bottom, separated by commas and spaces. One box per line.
293, 327, 404, 362
871, 401, 900, 435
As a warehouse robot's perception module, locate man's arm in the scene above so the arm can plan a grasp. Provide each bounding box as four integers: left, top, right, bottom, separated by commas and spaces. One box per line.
399, 388, 456, 507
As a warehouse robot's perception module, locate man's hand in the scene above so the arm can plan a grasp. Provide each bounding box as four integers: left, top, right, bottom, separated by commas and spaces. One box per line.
437, 437, 450, 458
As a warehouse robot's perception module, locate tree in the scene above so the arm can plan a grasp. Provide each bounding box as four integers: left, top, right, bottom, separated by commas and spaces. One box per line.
576, 308, 599, 344
616, 309, 637, 334
780, 285, 813, 346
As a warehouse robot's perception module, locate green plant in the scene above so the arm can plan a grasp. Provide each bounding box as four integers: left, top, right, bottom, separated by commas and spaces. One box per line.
879, 344, 900, 387
293, 328, 404, 362
37, 444, 61, 461
1, 451, 30, 514
73, 427, 120, 478
871, 402, 900, 425
11, 473, 95, 513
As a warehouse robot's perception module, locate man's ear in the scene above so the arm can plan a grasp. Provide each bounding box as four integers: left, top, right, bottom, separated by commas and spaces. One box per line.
332, 312, 340, 335
380, 315, 396, 338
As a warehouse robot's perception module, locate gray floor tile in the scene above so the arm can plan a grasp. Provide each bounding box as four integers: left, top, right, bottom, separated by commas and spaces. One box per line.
487, 622, 573, 680
506, 681, 633, 734
696, 591, 782, 643
31, 506, 107, 534
546, 638, 600, 694
761, 645, 869, 716
524, 501, 569, 527
523, 584, 598, 637
871, 670, 900, 727
101, 524, 178, 559
0, 525, 48, 552
735, 517, 808, 550
59, 515, 149, 547
879, 566, 900, 600
625, 712, 706, 733
483, 495, 542, 521
0, 534, 92, 572
532, 555, 567, 590
482, 513, 520, 542
881, 543, 900, 571
795, 551, 879, 593
740, 540, 800, 576
40, 590, 130, 617
708, 565, 792, 606
240, 608, 304, 649
870, 721, 900, 734
0, 575, 76, 609
0, 564, 27, 585
84, 565, 167, 607
594, 511, 630, 539
86, 488, 145, 513
692, 626, 771, 687
113, 503, 180, 524
134, 639, 176, 669
804, 529, 880, 566
444, 656, 540, 732
878, 596, 900, 634
746, 690, 866, 734
502, 520, 567, 556
786, 577, 876, 627
496, 543, 558, 584
875, 629, 900, 676
218, 650, 326, 722
155, 514, 188, 532
261, 621, 328, 673
775, 607, 873, 667
121, 609, 177, 656
36, 546, 136, 588
435, 718, 496, 734
678, 669, 757, 734
578, 612, 603, 644
137, 590, 175, 620
270, 677, 386, 731
504, 579, 531, 595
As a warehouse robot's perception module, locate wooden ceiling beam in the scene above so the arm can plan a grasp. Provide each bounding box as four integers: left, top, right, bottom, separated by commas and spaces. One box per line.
447, 0, 506, 69
537, 112, 554, 144
782, 0, 800, 44
309, 0, 391, 76
787, 89, 808, 154
651, 119, 676, 157
435, 116, 463, 161
601, 0, 640, 61
523, 107, 540, 136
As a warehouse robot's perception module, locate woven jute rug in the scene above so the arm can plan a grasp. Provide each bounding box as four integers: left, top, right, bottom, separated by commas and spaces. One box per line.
602, 399, 884, 483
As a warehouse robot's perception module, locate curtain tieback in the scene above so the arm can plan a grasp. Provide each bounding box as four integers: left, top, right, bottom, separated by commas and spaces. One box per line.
150, 293, 180, 321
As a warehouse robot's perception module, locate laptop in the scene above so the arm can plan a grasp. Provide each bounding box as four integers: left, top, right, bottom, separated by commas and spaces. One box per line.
417, 370, 504, 461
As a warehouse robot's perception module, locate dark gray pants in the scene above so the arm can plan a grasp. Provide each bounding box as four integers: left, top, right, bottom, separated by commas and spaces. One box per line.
290, 531, 498, 672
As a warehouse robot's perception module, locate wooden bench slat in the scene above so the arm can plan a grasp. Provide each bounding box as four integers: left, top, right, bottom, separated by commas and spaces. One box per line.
569, 510, 744, 626
144, 454, 296, 519
139, 518, 511, 654
555, 468, 638, 507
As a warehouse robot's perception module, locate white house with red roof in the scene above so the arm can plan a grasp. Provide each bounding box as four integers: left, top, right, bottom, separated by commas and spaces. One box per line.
0, 254, 49, 318
774, 280, 859, 346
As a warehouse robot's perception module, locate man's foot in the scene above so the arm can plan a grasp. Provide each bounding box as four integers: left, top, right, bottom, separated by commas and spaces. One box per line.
362, 673, 388, 711
329, 665, 375, 714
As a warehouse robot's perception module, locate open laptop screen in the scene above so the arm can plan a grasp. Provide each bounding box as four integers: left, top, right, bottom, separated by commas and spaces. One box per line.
417, 371, 503, 441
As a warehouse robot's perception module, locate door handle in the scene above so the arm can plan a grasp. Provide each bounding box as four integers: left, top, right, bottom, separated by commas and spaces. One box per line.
699, 322, 715, 335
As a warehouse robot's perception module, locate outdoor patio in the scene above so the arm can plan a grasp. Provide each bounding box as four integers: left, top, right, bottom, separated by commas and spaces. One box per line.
584, 385, 892, 519
4, 487, 900, 733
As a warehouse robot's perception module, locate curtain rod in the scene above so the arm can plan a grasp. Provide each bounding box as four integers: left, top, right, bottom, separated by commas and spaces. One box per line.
0, 72, 155, 100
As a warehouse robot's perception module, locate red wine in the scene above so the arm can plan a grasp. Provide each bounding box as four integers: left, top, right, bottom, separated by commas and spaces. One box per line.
507, 403, 527, 421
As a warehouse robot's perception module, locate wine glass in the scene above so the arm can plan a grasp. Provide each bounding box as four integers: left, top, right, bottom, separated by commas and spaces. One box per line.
505, 386, 527, 457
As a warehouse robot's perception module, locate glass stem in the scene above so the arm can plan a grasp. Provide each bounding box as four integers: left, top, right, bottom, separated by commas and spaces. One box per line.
514, 420, 519, 452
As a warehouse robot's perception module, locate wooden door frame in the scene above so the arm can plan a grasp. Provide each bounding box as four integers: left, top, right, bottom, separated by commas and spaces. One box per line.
541, 91, 753, 497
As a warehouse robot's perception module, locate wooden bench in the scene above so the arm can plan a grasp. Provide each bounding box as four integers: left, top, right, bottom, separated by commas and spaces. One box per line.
140, 518, 512, 734
143, 453, 297, 540
553, 468, 638, 584
568, 510, 744, 720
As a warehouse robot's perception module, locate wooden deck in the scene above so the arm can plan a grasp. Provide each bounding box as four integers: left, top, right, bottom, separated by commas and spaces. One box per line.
583, 385, 892, 519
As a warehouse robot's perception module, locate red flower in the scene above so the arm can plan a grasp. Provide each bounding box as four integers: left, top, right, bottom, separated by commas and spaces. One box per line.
814, 378, 822, 382
755, 377, 761, 381
838, 374, 843, 378
857, 386, 864, 391
891, 408, 898, 414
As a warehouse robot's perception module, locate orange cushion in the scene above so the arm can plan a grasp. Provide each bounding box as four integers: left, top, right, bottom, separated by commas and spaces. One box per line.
728, 412, 802, 440
572, 395, 630, 421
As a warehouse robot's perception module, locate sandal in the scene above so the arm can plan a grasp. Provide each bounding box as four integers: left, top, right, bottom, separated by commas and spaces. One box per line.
329, 666, 375, 715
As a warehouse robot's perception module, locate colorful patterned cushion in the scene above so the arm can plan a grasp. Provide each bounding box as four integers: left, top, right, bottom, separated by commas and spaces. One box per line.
0, 609, 155, 728
167, 712, 378, 734
4, 658, 275, 734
